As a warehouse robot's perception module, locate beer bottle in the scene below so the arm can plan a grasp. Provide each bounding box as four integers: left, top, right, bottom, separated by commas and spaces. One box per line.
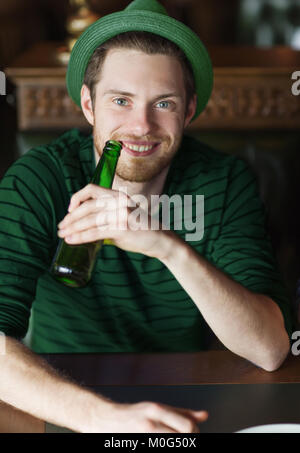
50, 140, 122, 288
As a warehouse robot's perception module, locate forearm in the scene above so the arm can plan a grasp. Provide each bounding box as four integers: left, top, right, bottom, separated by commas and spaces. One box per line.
160, 232, 290, 371
0, 336, 209, 433
0, 336, 112, 432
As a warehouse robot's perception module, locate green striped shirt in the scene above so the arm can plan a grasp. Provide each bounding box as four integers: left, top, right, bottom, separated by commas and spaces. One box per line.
0, 129, 292, 352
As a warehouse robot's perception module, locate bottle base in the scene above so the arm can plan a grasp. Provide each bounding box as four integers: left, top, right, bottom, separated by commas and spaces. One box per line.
51, 265, 90, 288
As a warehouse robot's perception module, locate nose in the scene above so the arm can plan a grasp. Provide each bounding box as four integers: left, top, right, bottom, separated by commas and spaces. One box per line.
129, 105, 155, 137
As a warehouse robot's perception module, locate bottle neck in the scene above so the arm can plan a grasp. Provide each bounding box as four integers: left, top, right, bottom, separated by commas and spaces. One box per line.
91, 148, 120, 188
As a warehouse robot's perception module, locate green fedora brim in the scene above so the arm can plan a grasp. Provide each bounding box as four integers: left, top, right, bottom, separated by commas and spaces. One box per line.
66, 10, 214, 120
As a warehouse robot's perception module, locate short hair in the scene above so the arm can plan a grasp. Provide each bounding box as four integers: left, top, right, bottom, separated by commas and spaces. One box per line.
83, 31, 196, 111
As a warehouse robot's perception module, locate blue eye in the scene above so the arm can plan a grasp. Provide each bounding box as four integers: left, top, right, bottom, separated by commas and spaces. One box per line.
157, 101, 170, 109
114, 98, 128, 106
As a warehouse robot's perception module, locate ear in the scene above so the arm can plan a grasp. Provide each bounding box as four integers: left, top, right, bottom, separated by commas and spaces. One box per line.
81, 84, 95, 126
184, 94, 197, 128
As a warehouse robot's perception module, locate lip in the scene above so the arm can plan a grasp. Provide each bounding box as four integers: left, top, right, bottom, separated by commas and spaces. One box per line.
122, 142, 160, 157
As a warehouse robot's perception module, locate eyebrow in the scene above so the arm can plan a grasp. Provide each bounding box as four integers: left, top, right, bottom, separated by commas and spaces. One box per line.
103, 89, 182, 101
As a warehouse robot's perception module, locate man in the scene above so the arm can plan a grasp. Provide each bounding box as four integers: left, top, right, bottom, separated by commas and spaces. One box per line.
0, 0, 292, 433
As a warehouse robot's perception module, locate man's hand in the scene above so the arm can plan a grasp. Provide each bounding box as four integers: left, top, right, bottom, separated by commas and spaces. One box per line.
58, 184, 174, 260
0, 337, 208, 434
86, 400, 208, 433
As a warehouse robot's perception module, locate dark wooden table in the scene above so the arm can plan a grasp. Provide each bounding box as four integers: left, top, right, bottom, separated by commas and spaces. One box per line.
1, 350, 300, 433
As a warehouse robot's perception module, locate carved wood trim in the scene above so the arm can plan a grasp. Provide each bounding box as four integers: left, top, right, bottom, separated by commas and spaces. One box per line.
8, 68, 300, 131
188, 68, 300, 130
16, 79, 87, 130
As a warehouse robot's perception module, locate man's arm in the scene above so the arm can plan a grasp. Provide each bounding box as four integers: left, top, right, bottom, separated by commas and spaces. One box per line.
0, 336, 208, 433
0, 336, 110, 433
159, 231, 290, 372
0, 160, 208, 434
58, 170, 289, 371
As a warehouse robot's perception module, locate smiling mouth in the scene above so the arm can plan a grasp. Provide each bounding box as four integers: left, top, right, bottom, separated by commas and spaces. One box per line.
122, 141, 160, 156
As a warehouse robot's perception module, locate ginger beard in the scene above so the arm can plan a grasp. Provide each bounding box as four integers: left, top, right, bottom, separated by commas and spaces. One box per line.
93, 129, 182, 183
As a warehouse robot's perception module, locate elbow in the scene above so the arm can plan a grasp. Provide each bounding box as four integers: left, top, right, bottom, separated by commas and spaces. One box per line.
258, 334, 290, 372
261, 357, 286, 373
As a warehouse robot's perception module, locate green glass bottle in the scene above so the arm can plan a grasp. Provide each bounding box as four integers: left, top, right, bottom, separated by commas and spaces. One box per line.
50, 140, 122, 288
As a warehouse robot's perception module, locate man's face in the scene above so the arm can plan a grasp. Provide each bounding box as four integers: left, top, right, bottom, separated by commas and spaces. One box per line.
83, 48, 196, 182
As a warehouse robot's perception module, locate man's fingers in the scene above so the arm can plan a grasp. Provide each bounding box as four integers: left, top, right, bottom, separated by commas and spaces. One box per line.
59, 200, 98, 228
59, 208, 127, 240
176, 408, 208, 421
68, 185, 128, 213
63, 189, 129, 231
112, 402, 207, 434
68, 184, 103, 212
149, 423, 177, 434
192, 410, 209, 422
161, 404, 209, 422
58, 213, 99, 237
148, 404, 207, 434
160, 408, 208, 433
64, 227, 106, 244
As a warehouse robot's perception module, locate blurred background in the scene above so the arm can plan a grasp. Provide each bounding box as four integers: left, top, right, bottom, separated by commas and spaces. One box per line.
1, 0, 300, 327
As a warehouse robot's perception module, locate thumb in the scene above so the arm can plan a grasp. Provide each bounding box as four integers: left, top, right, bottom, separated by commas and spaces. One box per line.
192, 410, 209, 422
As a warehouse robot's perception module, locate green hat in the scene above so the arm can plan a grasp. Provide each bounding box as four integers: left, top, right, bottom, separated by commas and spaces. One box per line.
66, 0, 213, 120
